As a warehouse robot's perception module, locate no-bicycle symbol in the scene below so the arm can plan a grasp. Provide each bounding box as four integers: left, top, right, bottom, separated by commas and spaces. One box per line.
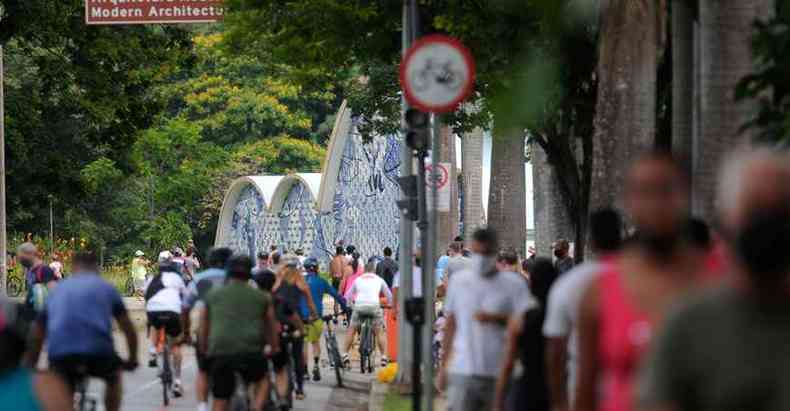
425, 163, 450, 189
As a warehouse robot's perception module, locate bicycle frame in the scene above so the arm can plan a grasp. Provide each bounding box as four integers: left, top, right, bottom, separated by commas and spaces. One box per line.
157, 328, 172, 407
322, 314, 344, 387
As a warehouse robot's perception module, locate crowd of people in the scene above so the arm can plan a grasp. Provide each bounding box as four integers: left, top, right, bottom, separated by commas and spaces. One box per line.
1, 145, 790, 411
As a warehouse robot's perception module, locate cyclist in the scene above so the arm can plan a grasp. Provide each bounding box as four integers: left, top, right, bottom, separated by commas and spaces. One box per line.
199, 254, 277, 411
342, 259, 393, 368
303, 257, 347, 381
145, 251, 187, 397
24, 251, 138, 411
273, 263, 318, 400
182, 247, 233, 411
1, 297, 71, 411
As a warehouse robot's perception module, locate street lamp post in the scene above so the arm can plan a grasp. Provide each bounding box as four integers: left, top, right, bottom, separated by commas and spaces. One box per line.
0, 45, 7, 296
49, 195, 54, 260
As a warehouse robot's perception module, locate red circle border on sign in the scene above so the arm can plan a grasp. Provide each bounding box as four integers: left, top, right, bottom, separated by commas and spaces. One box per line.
426, 163, 450, 189
400, 34, 476, 114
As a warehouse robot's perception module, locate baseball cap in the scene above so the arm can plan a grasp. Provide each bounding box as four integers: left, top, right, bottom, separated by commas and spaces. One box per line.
135, 250, 145, 257
158, 250, 174, 264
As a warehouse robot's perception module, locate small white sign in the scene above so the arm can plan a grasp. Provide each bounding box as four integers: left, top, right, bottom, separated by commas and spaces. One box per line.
426, 162, 451, 212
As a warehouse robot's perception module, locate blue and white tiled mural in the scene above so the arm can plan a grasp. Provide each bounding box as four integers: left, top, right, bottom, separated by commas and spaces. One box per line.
220, 115, 402, 266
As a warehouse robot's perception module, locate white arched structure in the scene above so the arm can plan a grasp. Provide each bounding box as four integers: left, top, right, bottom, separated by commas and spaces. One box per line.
215, 100, 403, 264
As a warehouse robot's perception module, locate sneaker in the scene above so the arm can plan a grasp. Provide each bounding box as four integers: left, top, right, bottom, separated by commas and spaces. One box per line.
381, 356, 389, 368
295, 390, 306, 400
342, 354, 350, 369
312, 365, 321, 382
173, 380, 183, 398
148, 353, 157, 368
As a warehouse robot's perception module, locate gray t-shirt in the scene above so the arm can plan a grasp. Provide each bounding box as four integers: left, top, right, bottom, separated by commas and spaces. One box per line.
542, 261, 600, 402
445, 256, 471, 281
445, 269, 535, 378
638, 287, 790, 411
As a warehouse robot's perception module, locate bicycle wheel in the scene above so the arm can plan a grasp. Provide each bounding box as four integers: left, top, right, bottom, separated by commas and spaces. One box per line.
7, 277, 22, 297
359, 321, 369, 374
161, 346, 171, 406
326, 333, 344, 387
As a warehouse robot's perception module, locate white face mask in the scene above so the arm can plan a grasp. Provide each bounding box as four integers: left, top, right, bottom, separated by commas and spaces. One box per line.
471, 253, 498, 278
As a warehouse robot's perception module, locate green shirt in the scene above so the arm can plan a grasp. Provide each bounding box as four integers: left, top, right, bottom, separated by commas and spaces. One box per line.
205, 281, 271, 356
638, 287, 790, 411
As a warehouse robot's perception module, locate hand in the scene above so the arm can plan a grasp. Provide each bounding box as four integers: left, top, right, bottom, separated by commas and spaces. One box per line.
474, 311, 497, 323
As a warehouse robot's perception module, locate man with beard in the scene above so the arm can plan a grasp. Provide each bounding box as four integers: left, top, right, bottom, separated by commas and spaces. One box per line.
16, 243, 57, 322
437, 228, 535, 411
553, 239, 575, 274
636, 148, 790, 411
575, 151, 710, 411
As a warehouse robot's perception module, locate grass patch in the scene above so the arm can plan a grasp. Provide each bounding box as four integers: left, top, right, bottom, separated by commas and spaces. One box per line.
383, 391, 411, 411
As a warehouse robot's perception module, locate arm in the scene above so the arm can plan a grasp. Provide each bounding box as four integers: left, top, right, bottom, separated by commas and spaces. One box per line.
199, 305, 210, 355
474, 312, 510, 326
380, 282, 393, 306
547, 337, 570, 411
262, 304, 280, 354
437, 313, 456, 390
326, 279, 347, 311
117, 312, 139, 366
574, 283, 600, 411
343, 280, 357, 302
494, 315, 524, 411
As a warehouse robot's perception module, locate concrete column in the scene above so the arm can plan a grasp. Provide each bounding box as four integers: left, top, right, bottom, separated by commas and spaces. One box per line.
532, 141, 573, 257
461, 128, 485, 240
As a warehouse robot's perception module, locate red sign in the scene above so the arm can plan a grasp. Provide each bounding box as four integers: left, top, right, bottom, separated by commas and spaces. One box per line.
85, 0, 224, 25
400, 35, 476, 113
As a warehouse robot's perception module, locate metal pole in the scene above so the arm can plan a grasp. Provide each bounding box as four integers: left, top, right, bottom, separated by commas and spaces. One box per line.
421, 115, 440, 411
0, 45, 7, 296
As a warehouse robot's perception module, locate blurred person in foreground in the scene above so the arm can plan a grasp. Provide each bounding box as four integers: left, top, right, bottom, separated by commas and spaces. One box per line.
575, 151, 709, 411
637, 148, 790, 411
438, 227, 535, 411
494, 257, 560, 411
0, 298, 71, 411
544, 208, 623, 411
182, 247, 233, 411
25, 251, 138, 411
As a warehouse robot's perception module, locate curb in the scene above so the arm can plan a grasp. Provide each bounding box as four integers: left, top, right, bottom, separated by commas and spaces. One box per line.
369, 380, 389, 411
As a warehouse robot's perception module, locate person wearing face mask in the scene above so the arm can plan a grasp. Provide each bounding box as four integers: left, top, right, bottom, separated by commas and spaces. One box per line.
575, 151, 712, 411
553, 239, 575, 274
437, 228, 536, 411
636, 148, 790, 411
16, 243, 58, 323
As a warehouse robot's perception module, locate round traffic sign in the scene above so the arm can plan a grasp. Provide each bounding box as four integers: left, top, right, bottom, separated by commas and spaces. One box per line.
400, 35, 476, 113
425, 163, 449, 189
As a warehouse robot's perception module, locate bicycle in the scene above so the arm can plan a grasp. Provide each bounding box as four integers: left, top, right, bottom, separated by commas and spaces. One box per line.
322, 313, 345, 387
154, 327, 173, 407
72, 365, 98, 411
411, 58, 464, 93
358, 311, 377, 375
6, 275, 23, 297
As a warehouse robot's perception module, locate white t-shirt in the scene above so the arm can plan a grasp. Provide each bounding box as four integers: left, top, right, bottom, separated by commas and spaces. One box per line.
542, 261, 600, 401
145, 271, 187, 313
444, 269, 535, 377
344, 273, 392, 307
393, 266, 423, 297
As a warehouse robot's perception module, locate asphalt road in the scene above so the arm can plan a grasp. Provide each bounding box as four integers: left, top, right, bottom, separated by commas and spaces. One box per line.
77, 298, 374, 411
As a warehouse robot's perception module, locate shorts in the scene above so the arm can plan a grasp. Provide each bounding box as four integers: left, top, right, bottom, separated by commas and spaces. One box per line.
351, 305, 383, 329
197, 349, 213, 372
50, 354, 122, 390
304, 320, 324, 344
447, 374, 496, 411
147, 311, 182, 338
209, 354, 268, 399
271, 349, 290, 371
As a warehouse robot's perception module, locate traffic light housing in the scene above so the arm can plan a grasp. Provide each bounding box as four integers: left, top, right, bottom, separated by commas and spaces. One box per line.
396, 175, 419, 221
405, 109, 431, 151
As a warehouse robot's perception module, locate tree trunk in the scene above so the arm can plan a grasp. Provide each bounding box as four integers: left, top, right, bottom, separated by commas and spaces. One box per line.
694, 0, 773, 219
488, 129, 526, 256
672, 0, 695, 173
532, 140, 574, 257
590, 0, 665, 215
461, 128, 485, 240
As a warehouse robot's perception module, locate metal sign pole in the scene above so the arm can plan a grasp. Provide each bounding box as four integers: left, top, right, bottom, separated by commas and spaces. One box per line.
0, 45, 7, 296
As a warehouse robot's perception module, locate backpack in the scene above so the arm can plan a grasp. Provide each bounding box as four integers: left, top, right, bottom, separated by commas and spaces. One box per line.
27, 266, 49, 313
144, 274, 167, 302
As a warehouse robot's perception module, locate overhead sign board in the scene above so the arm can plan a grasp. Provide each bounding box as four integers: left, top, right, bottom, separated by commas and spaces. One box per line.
85, 0, 224, 25
400, 34, 476, 113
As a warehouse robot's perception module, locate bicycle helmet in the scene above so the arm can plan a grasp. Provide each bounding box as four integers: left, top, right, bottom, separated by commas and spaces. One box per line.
303, 258, 319, 272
